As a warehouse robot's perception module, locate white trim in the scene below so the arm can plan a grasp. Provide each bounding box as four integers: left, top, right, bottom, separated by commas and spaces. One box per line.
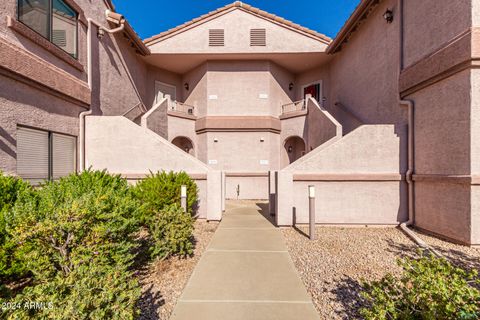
301, 80, 323, 102
154, 81, 177, 104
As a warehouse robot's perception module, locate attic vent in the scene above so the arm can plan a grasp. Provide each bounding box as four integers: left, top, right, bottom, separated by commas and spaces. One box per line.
250, 29, 266, 46
209, 29, 225, 46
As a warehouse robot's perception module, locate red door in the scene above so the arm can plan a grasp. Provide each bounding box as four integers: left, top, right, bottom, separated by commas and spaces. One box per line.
304, 84, 320, 102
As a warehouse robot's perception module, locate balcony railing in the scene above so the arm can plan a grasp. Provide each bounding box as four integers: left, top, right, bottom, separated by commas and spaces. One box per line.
169, 100, 196, 116
281, 99, 306, 115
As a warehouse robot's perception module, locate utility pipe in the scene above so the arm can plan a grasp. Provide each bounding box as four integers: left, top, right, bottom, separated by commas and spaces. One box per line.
79, 11, 125, 171
398, 0, 440, 256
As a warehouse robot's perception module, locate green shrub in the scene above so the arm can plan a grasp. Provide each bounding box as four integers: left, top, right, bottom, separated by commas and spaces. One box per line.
133, 171, 199, 221
360, 253, 480, 320
0, 173, 32, 280
3, 263, 140, 319
3, 170, 142, 318
10, 170, 141, 279
149, 204, 194, 259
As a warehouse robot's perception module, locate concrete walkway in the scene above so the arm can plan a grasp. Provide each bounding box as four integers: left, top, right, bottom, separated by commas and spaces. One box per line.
171, 201, 319, 320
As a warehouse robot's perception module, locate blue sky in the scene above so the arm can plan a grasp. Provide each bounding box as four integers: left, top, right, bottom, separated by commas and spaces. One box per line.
114, 0, 360, 40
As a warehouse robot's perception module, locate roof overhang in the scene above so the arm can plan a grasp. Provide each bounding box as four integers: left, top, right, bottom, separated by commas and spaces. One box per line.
143, 52, 331, 74
144, 1, 331, 46
327, 0, 383, 54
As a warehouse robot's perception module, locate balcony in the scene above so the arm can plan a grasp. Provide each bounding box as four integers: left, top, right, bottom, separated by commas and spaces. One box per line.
280, 99, 307, 119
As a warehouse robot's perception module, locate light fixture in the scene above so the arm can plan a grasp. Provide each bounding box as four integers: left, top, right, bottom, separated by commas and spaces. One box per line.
260, 137, 265, 142
289, 83, 294, 91
383, 9, 394, 23
214, 138, 218, 143
97, 29, 105, 39
184, 83, 189, 91
288, 146, 293, 153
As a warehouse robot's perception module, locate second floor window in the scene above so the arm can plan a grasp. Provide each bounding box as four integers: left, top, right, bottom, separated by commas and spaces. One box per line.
18, 0, 78, 58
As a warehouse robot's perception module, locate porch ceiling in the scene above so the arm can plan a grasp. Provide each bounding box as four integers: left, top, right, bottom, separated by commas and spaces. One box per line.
143, 52, 331, 74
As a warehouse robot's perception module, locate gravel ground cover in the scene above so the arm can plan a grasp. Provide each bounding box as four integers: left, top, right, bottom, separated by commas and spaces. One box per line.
138, 219, 219, 320
282, 226, 480, 319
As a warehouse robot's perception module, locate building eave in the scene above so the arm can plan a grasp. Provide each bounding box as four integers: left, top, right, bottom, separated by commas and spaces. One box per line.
144, 1, 332, 46
327, 0, 383, 54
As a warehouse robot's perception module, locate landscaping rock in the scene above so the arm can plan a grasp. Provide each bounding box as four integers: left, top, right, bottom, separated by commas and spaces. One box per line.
282, 226, 480, 319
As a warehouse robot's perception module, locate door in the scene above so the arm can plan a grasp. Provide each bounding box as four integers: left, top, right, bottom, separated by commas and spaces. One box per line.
303, 83, 321, 102
154, 81, 176, 104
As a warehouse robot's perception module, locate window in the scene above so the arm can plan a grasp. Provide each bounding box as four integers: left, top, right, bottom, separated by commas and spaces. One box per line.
250, 29, 266, 46
18, 0, 78, 58
17, 127, 76, 184
209, 29, 224, 47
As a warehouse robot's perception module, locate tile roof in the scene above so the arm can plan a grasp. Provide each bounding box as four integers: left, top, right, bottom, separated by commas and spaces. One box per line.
143, 1, 332, 45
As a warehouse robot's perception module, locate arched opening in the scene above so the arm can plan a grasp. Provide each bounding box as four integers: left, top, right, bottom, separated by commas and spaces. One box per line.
283, 136, 306, 166
172, 136, 194, 155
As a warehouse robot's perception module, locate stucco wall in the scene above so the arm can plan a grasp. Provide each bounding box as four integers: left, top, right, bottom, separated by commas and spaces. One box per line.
141, 98, 168, 138
328, 0, 405, 127
167, 115, 197, 153
182, 61, 294, 117
148, 9, 327, 54
0, 75, 83, 175
406, 67, 473, 245
291, 181, 406, 225
85, 116, 222, 219
285, 125, 406, 174
202, 131, 280, 172
183, 63, 208, 117
225, 176, 269, 200
403, 0, 472, 67
305, 97, 342, 151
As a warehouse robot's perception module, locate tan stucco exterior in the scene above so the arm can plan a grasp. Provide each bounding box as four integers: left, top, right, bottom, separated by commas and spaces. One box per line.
2, 0, 480, 245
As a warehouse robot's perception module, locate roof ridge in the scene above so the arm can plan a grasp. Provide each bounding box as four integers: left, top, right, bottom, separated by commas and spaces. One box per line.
143, 1, 331, 45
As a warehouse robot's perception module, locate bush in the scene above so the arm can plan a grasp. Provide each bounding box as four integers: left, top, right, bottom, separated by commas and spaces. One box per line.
149, 204, 194, 259
133, 171, 199, 221
3, 264, 140, 320
0, 173, 32, 280
360, 253, 480, 320
10, 170, 141, 279
3, 170, 142, 318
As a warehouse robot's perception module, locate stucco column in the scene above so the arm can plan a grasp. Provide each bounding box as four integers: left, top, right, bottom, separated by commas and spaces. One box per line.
275, 171, 294, 226
207, 170, 223, 221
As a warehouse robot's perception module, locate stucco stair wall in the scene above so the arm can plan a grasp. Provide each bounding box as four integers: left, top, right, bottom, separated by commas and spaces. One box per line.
276, 124, 408, 226
85, 116, 222, 220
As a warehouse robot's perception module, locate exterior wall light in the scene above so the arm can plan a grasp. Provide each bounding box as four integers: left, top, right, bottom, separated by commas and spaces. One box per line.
184, 83, 189, 91
260, 137, 265, 142
289, 83, 294, 91
383, 9, 394, 23
288, 145, 293, 153
214, 138, 218, 142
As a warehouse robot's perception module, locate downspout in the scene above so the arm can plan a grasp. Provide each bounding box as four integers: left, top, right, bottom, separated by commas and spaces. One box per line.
79, 10, 125, 171
398, 0, 440, 256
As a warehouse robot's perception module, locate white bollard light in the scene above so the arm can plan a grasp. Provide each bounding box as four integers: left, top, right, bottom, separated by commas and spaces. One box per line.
181, 185, 187, 213
308, 185, 315, 240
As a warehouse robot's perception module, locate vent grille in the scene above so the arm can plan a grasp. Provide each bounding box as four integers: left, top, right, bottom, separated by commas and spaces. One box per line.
209, 29, 224, 46
250, 29, 266, 46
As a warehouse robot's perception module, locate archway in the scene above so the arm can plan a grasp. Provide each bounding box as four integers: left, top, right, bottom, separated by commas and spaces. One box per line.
172, 136, 194, 155
283, 136, 306, 166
